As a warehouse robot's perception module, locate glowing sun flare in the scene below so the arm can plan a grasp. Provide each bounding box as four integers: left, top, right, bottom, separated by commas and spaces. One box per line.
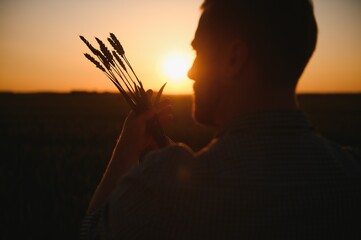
162, 54, 192, 82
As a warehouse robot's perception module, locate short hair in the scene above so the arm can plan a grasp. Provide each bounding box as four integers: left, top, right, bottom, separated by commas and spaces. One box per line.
201, 0, 318, 87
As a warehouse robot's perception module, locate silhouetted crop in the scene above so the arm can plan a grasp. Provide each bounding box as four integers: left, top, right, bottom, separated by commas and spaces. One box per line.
80, 33, 167, 146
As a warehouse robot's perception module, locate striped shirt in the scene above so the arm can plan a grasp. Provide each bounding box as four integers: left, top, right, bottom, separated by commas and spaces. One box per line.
81, 111, 361, 239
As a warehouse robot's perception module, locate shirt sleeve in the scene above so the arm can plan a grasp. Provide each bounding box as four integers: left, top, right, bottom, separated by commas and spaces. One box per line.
80, 143, 195, 240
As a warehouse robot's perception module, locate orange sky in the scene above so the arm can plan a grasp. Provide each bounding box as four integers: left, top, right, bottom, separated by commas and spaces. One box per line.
0, 0, 360, 94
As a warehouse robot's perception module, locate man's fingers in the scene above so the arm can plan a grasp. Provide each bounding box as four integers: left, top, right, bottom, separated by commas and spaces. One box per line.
141, 98, 171, 120
146, 89, 153, 98
155, 100, 172, 123
157, 112, 174, 126
155, 99, 171, 113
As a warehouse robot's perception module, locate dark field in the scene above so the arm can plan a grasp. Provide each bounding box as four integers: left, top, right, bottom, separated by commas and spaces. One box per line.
1, 93, 360, 239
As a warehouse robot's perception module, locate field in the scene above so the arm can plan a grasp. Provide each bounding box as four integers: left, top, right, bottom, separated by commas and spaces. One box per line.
1, 93, 360, 239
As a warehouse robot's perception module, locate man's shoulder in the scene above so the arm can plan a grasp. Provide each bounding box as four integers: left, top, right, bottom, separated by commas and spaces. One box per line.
122, 143, 196, 186
142, 143, 195, 169
339, 145, 361, 173
341, 145, 361, 159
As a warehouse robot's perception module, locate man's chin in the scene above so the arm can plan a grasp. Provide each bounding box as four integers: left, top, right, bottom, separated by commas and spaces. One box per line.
192, 83, 221, 127
193, 111, 209, 126
192, 103, 217, 127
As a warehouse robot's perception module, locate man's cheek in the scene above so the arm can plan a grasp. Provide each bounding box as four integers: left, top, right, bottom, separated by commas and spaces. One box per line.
192, 57, 217, 81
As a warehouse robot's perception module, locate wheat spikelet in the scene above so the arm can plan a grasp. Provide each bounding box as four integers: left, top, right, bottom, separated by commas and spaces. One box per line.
79, 36, 99, 56
95, 37, 114, 66
95, 49, 111, 70
155, 83, 167, 105
109, 33, 125, 56
80, 33, 168, 147
112, 51, 127, 71
108, 38, 118, 54
84, 53, 106, 72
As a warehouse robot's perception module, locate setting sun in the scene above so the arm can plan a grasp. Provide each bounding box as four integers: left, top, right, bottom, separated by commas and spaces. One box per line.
0, 0, 360, 94
162, 53, 193, 83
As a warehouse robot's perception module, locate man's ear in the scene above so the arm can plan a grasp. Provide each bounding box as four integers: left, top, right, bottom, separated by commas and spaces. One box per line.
224, 40, 248, 78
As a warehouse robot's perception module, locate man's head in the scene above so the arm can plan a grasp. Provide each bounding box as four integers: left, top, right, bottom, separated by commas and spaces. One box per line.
188, 0, 318, 126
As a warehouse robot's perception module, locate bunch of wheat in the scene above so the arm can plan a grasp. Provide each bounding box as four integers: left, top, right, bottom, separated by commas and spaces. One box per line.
80, 33, 167, 147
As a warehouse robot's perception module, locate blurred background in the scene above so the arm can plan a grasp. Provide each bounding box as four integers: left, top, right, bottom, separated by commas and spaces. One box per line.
1, 0, 360, 94
0, 0, 360, 239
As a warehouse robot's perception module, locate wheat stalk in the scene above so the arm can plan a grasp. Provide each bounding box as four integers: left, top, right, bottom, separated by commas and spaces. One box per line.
80, 33, 167, 147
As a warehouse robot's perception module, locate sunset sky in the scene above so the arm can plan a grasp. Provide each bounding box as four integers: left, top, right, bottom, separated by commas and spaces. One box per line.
0, 0, 360, 94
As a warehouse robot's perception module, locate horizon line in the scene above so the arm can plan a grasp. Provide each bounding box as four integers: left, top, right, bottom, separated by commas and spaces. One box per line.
1, 90, 361, 95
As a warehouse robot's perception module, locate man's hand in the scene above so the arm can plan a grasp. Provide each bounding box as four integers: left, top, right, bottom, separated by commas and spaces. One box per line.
87, 90, 172, 213
117, 90, 173, 163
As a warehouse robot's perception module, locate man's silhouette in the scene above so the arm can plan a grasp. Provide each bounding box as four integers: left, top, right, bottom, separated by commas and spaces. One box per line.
81, 0, 361, 239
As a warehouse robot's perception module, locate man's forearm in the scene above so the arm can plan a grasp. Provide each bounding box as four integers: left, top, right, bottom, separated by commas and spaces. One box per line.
86, 99, 172, 213
87, 137, 138, 213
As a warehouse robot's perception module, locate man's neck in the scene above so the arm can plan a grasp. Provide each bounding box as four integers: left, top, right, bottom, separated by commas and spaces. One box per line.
214, 87, 298, 126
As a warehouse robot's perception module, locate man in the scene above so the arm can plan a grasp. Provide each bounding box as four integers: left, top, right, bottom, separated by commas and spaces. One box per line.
81, 0, 361, 239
